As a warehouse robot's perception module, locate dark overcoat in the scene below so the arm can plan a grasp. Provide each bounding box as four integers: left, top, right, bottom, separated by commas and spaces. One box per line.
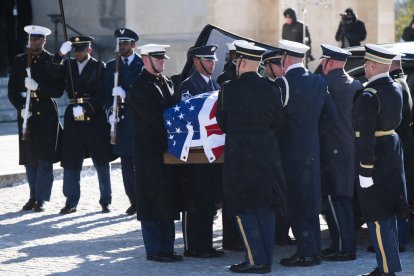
353, 75, 409, 221
320, 68, 363, 197
8, 50, 63, 166
391, 69, 414, 204
216, 71, 287, 217
130, 69, 180, 221
276, 66, 337, 218
52, 54, 112, 170
104, 53, 143, 156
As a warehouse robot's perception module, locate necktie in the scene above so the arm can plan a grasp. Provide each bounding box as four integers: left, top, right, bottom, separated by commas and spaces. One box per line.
208, 79, 215, 91
123, 58, 128, 66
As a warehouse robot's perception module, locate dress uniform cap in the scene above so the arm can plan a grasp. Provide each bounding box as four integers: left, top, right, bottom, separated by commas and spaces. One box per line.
138, 44, 170, 59
226, 40, 253, 51
114, 28, 139, 42
262, 49, 283, 65
70, 36, 94, 52
24, 25, 51, 37
234, 41, 266, 61
364, 43, 404, 65
320, 44, 351, 61
189, 45, 218, 61
279, 39, 310, 58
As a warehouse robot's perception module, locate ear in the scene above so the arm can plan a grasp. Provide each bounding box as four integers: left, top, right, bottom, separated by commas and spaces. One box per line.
87, 47, 93, 54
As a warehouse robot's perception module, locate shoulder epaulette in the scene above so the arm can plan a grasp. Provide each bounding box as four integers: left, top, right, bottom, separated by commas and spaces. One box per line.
363, 87, 377, 94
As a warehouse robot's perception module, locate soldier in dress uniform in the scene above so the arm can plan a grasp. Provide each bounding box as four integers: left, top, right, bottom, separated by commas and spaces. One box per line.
130, 44, 182, 262
217, 41, 238, 85
261, 49, 297, 247
177, 45, 224, 258
104, 28, 143, 215
8, 25, 63, 212
388, 54, 413, 252
216, 41, 287, 274
276, 40, 337, 267
354, 44, 409, 276
318, 44, 363, 262
262, 49, 284, 82
53, 36, 113, 214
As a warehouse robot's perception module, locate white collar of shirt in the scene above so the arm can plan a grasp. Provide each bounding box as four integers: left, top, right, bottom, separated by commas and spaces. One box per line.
286, 62, 305, 73
199, 72, 211, 84
77, 56, 90, 74
366, 72, 390, 85
122, 53, 134, 66
267, 76, 276, 82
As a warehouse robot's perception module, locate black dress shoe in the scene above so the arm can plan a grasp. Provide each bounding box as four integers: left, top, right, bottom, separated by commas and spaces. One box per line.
60, 206, 76, 214
101, 205, 111, 213
229, 263, 271, 274
33, 201, 45, 212
22, 198, 36, 211
125, 205, 137, 215
184, 248, 225, 258
280, 254, 319, 267
165, 251, 183, 261
359, 267, 396, 276
146, 253, 174, 262
324, 251, 356, 261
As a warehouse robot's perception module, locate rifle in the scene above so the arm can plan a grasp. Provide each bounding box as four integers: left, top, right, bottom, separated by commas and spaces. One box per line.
21, 35, 32, 140
110, 38, 120, 145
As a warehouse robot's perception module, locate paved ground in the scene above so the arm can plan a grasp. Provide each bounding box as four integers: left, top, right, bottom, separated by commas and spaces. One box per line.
0, 122, 413, 275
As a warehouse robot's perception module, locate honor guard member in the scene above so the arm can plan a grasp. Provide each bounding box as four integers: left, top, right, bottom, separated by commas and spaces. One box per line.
216, 41, 287, 274
177, 45, 225, 258
318, 44, 363, 261
262, 49, 284, 81
262, 48, 296, 247
388, 53, 413, 252
217, 41, 238, 85
354, 44, 409, 276
218, 42, 249, 252
130, 44, 182, 262
276, 40, 337, 267
53, 36, 113, 214
8, 25, 63, 212
104, 28, 143, 215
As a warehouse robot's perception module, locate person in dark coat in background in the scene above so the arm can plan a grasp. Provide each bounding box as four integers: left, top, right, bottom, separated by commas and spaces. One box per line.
217, 41, 287, 275
104, 28, 143, 215
389, 54, 412, 252
8, 25, 62, 212
0, 0, 32, 75
52, 36, 113, 214
130, 44, 182, 263
402, 16, 414, 42
353, 44, 409, 276
282, 8, 314, 63
318, 44, 363, 262
177, 45, 225, 258
335, 8, 366, 48
277, 39, 337, 267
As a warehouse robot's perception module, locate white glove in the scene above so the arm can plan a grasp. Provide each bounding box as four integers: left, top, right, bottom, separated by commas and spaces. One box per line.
20, 109, 32, 119
112, 86, 126, 99
72, 106, 84, 118
25, 77, 38, 91
359, 175, 374, 188
108, 114, 119, 124
60, 41, 72, 55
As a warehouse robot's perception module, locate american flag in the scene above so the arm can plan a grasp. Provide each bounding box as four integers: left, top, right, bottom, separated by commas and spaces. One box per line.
164, 91, 225, 162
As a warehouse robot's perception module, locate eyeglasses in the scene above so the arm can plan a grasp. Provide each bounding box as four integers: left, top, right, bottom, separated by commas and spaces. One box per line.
232, 58, 239, 65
